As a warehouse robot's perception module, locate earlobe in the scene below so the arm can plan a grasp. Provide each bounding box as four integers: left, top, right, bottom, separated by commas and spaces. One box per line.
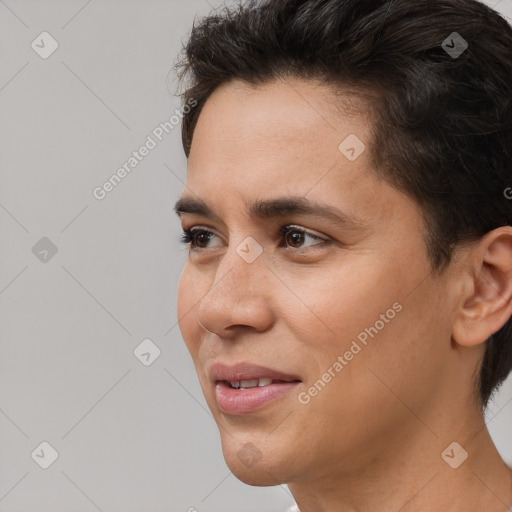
452, 227, 512, 348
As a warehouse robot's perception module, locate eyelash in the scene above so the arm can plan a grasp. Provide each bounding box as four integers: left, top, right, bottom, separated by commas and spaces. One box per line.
179, 225, 329, 252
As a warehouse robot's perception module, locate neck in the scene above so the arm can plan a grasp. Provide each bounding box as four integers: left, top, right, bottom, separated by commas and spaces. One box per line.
288, 401, 512, 512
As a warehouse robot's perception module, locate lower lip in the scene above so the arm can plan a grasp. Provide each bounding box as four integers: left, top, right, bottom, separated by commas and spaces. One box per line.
215, 381, 301, 415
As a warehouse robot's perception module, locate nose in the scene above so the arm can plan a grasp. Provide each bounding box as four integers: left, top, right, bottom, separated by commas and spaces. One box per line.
195, 241, 275, 339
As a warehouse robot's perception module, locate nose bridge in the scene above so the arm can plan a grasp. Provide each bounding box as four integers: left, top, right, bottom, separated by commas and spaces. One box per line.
204, 237, 265, 304
196, 236, 270, 333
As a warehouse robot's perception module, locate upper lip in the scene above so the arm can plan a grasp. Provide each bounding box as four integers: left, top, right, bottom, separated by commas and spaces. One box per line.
209, 362, 302, 383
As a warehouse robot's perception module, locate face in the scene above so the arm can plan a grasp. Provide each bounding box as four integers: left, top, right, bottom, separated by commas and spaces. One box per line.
176, 78, 460, 485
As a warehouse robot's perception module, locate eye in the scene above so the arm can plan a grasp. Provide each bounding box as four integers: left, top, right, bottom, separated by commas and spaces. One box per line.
179, 225, 329, 251
278, 225, 327, 250
179, 227, 222, 250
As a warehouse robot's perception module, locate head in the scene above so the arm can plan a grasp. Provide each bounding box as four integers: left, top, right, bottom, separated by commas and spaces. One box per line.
173, 0, 512, 486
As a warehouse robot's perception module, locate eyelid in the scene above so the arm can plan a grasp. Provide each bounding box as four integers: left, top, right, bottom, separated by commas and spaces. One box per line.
182, 224, 327, 238
282, 224, 327, 239
180, 223, 331, 251
187, 225, 223, 240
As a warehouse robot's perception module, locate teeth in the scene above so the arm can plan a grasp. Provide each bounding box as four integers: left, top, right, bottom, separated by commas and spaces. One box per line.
240, 379, 259, 389
228, 378, 274, 389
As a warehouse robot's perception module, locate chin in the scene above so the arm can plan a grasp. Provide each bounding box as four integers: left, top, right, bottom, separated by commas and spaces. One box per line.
220, 438, 291, 487
226, 458, 290, 487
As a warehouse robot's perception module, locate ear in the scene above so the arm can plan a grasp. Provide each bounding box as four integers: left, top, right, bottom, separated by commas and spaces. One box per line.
452, 226, 512, 347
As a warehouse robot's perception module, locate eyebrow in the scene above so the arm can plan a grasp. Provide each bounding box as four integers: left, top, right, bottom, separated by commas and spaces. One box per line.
173, 195, 367, 229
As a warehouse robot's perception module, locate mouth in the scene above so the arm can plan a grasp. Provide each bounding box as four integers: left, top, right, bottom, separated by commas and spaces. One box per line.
209, 362, 302, 415
214, 380, 301, 415
209, 361, 302, 383
217, 378, 301, 389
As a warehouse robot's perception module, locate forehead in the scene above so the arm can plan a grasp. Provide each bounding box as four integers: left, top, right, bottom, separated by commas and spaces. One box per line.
187, 78, 374, 197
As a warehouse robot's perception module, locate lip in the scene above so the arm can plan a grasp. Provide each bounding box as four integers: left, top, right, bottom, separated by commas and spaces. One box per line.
209, 361, 302, 383
215, 381, 300, 415
209, 362, 302, 415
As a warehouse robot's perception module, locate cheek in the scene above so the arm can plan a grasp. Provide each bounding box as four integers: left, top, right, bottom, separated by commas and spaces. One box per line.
176, 263, 203, 356
283, 257, 399, 360
288, 248, 445, 387
299, 268, 451, 430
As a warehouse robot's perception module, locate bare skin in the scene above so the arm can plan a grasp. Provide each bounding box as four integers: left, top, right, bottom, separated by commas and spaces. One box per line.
175, 77, 512, 512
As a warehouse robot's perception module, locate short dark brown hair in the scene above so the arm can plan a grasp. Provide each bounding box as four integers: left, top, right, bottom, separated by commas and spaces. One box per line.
174, 0, 512, 406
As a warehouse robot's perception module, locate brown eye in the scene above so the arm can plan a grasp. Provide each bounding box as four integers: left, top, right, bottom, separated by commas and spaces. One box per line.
180, 228, 220, 250
285, 229, 306, 248
194, 230, 212, 248
280, 226, 326, 249
180, 225, 328, 252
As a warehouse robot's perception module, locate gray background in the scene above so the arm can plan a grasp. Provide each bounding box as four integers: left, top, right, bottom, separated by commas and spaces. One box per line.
1, 1, 511, 511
